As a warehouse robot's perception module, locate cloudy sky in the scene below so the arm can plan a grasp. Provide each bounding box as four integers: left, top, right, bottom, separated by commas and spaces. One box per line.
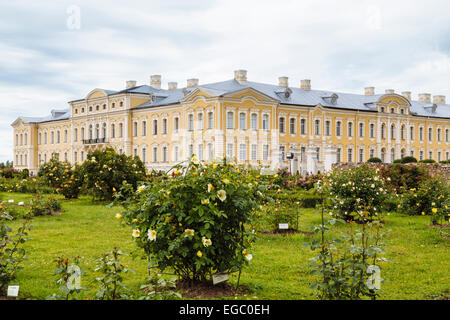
1, 0, 449, 162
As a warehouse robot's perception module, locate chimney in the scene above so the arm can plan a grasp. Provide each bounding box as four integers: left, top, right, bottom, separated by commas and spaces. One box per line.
168, 82, 178, 90
365, 87, 375, 95
301, 79, 311, 90
234, 70, 247, 85
419, 93, 431, 103
126, 80, 137, 89
278, 76, 288, 87
150, 75, 161, 89
433, 95, 446, 104
385, 89, 395, 94
402, 91, 411, 100
187, 78, 199, 88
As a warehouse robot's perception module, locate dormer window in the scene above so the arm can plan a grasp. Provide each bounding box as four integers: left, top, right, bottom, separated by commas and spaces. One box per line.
390, 108, 395, 113
74, 108, 78, 114
119, 101, 124, 107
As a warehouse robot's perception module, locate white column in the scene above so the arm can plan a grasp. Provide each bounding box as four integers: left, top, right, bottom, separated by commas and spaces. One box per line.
324, 144, 337, 172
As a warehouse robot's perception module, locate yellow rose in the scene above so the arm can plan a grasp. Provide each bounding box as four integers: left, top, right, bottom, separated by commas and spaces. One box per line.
197, 250, 203, 258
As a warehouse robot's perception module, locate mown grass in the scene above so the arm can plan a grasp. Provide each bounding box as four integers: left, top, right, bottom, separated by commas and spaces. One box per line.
2, 192, 449, 300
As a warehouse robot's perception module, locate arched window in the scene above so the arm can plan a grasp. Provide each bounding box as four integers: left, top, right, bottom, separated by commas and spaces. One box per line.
188, 114, 194, 131
102, 123, 107, 139
314, 119, 320, 135
381, 124, 386, 139
111, 124, 115, 138
401, 125, 405, 140
391, 148, 395, 163
95, 124, 100, 139
251, 113, 257, 130
89, 125, 93, 139
336, 121, 341, 136
381, 148, 386, 163
391, 125, 395, 139
347, 122, 353, 137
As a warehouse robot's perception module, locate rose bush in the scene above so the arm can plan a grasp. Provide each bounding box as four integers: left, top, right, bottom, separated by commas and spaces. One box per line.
82, 147, 147, 201
115, 157, 267, 283
326, 164, 388, 222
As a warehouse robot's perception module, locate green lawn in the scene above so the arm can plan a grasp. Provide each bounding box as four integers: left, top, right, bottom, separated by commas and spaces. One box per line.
3, 192, 449, 300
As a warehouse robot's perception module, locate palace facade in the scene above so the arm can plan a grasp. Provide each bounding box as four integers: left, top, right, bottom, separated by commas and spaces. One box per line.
11, 70, 450, 175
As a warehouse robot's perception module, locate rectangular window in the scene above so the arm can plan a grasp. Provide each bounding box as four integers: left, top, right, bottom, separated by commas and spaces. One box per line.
153, 120, 158, 135
290, 118, 296, 134
263, 145, 269, 161
142, 121, 147, 136
163, 118, 167, 135
239, 144, 247, 161
198, 144, 203, 161
300, 119, 306, 135
227, 112, 234, 129
174, 146, 179, 162
188, 114, 194, 131
262, 114, 269, 131
142, 148, 146, 163
348, 122, 353, 137
163, 147, 168, 162
251, 144, 257, 161
227, 143, 234, 159
359, 149, 364, 163
428, 128, 432, 142
410, 126, 414, 140
251, 114, 257, 130
336, 121, 341, 136
370, 124, 374, 138
208, 143, 213, 160
133, 122, 138, 137
279, 146, 285, 161
279, 117, 285, 134
207, 112, 213, 129
348, 148, 353, 162
153, 147, 158, 162
174, 117, 179, 133
198, 113, 203, 130
188, 144, 193, 157
239, 113, 246, 130
359, 123, 364, 138
336, 148, 341, 163
314, 120, 320, 135
325, 120, 330, 136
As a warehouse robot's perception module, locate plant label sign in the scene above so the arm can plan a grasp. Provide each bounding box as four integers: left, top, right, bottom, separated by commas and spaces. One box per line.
279, 223, 289, 230
212, 273, 229, 285
7, 285, 19, 297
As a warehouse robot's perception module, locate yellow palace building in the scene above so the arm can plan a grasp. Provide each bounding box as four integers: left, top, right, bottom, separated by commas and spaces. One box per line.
11, 70, 450, 175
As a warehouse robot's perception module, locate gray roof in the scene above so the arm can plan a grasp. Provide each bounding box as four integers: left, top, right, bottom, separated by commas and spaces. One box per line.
17, 79, 450, 125
20, 108, 71, 123
132, 79, 450, 119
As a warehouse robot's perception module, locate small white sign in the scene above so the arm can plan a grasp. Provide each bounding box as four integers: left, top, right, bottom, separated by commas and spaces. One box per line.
212, 273, 229, 285
8, 199, 14, 203
18, 202, 24, 206
7, 285, 19, 297
279, 223, 289, 230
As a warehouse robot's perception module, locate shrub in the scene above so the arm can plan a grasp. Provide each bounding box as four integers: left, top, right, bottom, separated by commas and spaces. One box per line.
400, 156, 417, 164
393, 159, 402, 164
0, 213, 32, 295
367, 157, 382, 163
38, 158, 70, 189
56, 164, 84, 199
29, 194, 62, 216
400, 177, 449, 224
380, 164, 428, 193
261, 190, 300, 231
301, 193, 323, 208
20, 169, 29, 179
115, 157, 267, 283
382, 197, 401, 213
82, 148, 147, 201
0, 177, 54, 194
1, 168, 20, 179
419, 159, 436, 163
326, 165, 387, 222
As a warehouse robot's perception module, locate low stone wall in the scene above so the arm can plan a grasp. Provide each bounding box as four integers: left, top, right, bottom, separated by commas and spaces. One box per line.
332, 162, 450, 181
